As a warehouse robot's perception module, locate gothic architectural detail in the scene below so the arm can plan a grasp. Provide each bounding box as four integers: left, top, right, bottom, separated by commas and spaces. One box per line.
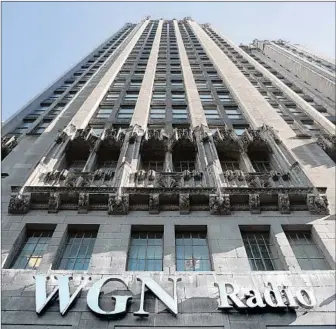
78, 193, 90, 214
172, 128, 195, 146
222, 194, 231, 215
144, 128, 166, 142
179, 193, 190, 214
1, 135, 17, 159
155, 174, 183, 188
108, 194, 129, 215
147, 170, 156, 181
48, 192, 61, 213
102, 127, 126, 147
212, 127, 238, 145
128, 125, 144, 144
55, 124, 76, 144
307, 193, 329, 215
249, 193, 261, 214
149, 193, 160, 214
195, 125, 211, 142
278, 193, 290, 214
8, 193, 31, 214
209, 194, 224, 215
246, 173, 271, 188
135, 170, 146, 183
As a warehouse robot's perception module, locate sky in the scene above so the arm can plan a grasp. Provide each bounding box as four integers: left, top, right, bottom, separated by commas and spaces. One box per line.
2, 1, 335, 122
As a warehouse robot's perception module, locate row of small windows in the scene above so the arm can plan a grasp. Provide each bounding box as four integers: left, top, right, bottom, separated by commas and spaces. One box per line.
8, 225, 330, 272
10, 27, 133, 137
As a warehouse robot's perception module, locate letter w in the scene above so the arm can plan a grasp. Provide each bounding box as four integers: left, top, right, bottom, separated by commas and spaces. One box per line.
35, 275, 87, 315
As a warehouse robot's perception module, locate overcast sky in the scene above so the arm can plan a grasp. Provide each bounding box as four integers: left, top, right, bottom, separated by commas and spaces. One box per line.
2, 1, 335, 121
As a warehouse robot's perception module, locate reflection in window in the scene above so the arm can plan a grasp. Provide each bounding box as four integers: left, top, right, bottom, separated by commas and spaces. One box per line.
176, 231, 211, 271
241, 231, 280, 271
286, 231, 330, 270
11, 231, 53, 269
127, 231, 163, 271
58, 231, 97, 270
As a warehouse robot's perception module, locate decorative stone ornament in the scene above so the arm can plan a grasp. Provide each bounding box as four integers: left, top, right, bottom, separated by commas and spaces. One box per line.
48, 192, 61, 213
278, 193, 290, 214
149, 193, 159, 214
8, 193, 31, 214
307, 193, 329, 215
108, 194, 129, 215
249, 194, 261, 214
209, 194, 230, 215
179, 193, 190, 214
78, 193, 90, 214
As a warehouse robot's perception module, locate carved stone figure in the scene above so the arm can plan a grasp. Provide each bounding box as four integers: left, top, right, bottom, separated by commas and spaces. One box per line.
249, 194, 261, 214
209, 194, 224, 215
108, 194, 129, 215
149, 194, 159, 214
179, 193, 190, 214
307, 194, 329, 215
278, 193, 290, 214
136, 170, 146, 183
8, 193, 31, 214
78, 193, 90, 214
147, 170, 156, 181
48, 192, 61, 213
222, 194, 231, 215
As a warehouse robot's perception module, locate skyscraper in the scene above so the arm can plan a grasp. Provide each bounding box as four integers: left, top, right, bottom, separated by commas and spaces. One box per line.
2, 17, 335, 329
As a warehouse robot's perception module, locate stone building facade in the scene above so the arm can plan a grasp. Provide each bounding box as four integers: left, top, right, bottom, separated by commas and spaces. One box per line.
1, 17, 335, 329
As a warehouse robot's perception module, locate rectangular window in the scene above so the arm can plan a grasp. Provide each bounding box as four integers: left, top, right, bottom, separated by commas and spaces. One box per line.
173, 160, 195, 172
241, 230, 280, 271
175, 231, 211, 271
118, 106, 134, 119
203, 105, 220, 119
58, 229, 97, 270
285, 230, 330, 270
142, 160, 164, 172
96, 108, 113, 119
233, 126, 248, 136
127, 231, 163, 271
10, 230, 53, 269
252, 161, 271, 172
150, 107, 166, 119
221, 161, 240, 171
34, 120, 52, 135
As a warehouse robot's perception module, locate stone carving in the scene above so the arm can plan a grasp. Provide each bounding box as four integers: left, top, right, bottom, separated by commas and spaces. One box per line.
222, 194, 231, 215
179, 193, 190, 214
281, 172, 290, 181
196, 125, 211, 142
78, 193, 89, 214
55, 124, 76, 143
102, 127, 125, 146
145, 129, 165, 141
307, 194, 329, 215
270, 170, 281, 181
135, 170, 146, 183
224, 170, 235, 181
212, 127, 237, 145
172, 128, 194, 146
192, 170, 203, 181
149, 193, 159, 214
209, 194, 225, 215
147, 170, 156, 181
1, 135, 18, 157
128, 125, 143, 144
235, 170, 245, 181
317, 134, 336, 153
183, 170, 192, 181
8, 193, 31, 214
249, 194, 261, 214
246, 174, 260, 188
278, 193, 290, 214
48, 192, 61, 213
155, 174, 183, 188
44, 169, 69, 184
108, 194, 129, 215
93, 169, 104, 180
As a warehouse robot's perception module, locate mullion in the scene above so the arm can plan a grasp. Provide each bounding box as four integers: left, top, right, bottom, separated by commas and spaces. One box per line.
261, 234, 275, 270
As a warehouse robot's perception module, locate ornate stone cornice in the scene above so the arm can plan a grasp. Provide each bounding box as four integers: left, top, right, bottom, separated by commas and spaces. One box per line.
212, 127, 238, 146
209, 194, 230, 215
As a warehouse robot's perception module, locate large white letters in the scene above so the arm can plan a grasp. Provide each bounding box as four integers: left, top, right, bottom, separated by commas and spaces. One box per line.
35, 275, 87, 315
134, 275, 181, 316
215, 282, 248, 309
86, 276, 132, 316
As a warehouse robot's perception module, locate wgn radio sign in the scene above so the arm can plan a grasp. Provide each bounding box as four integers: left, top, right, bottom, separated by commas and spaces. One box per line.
35, 275, 316, 317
